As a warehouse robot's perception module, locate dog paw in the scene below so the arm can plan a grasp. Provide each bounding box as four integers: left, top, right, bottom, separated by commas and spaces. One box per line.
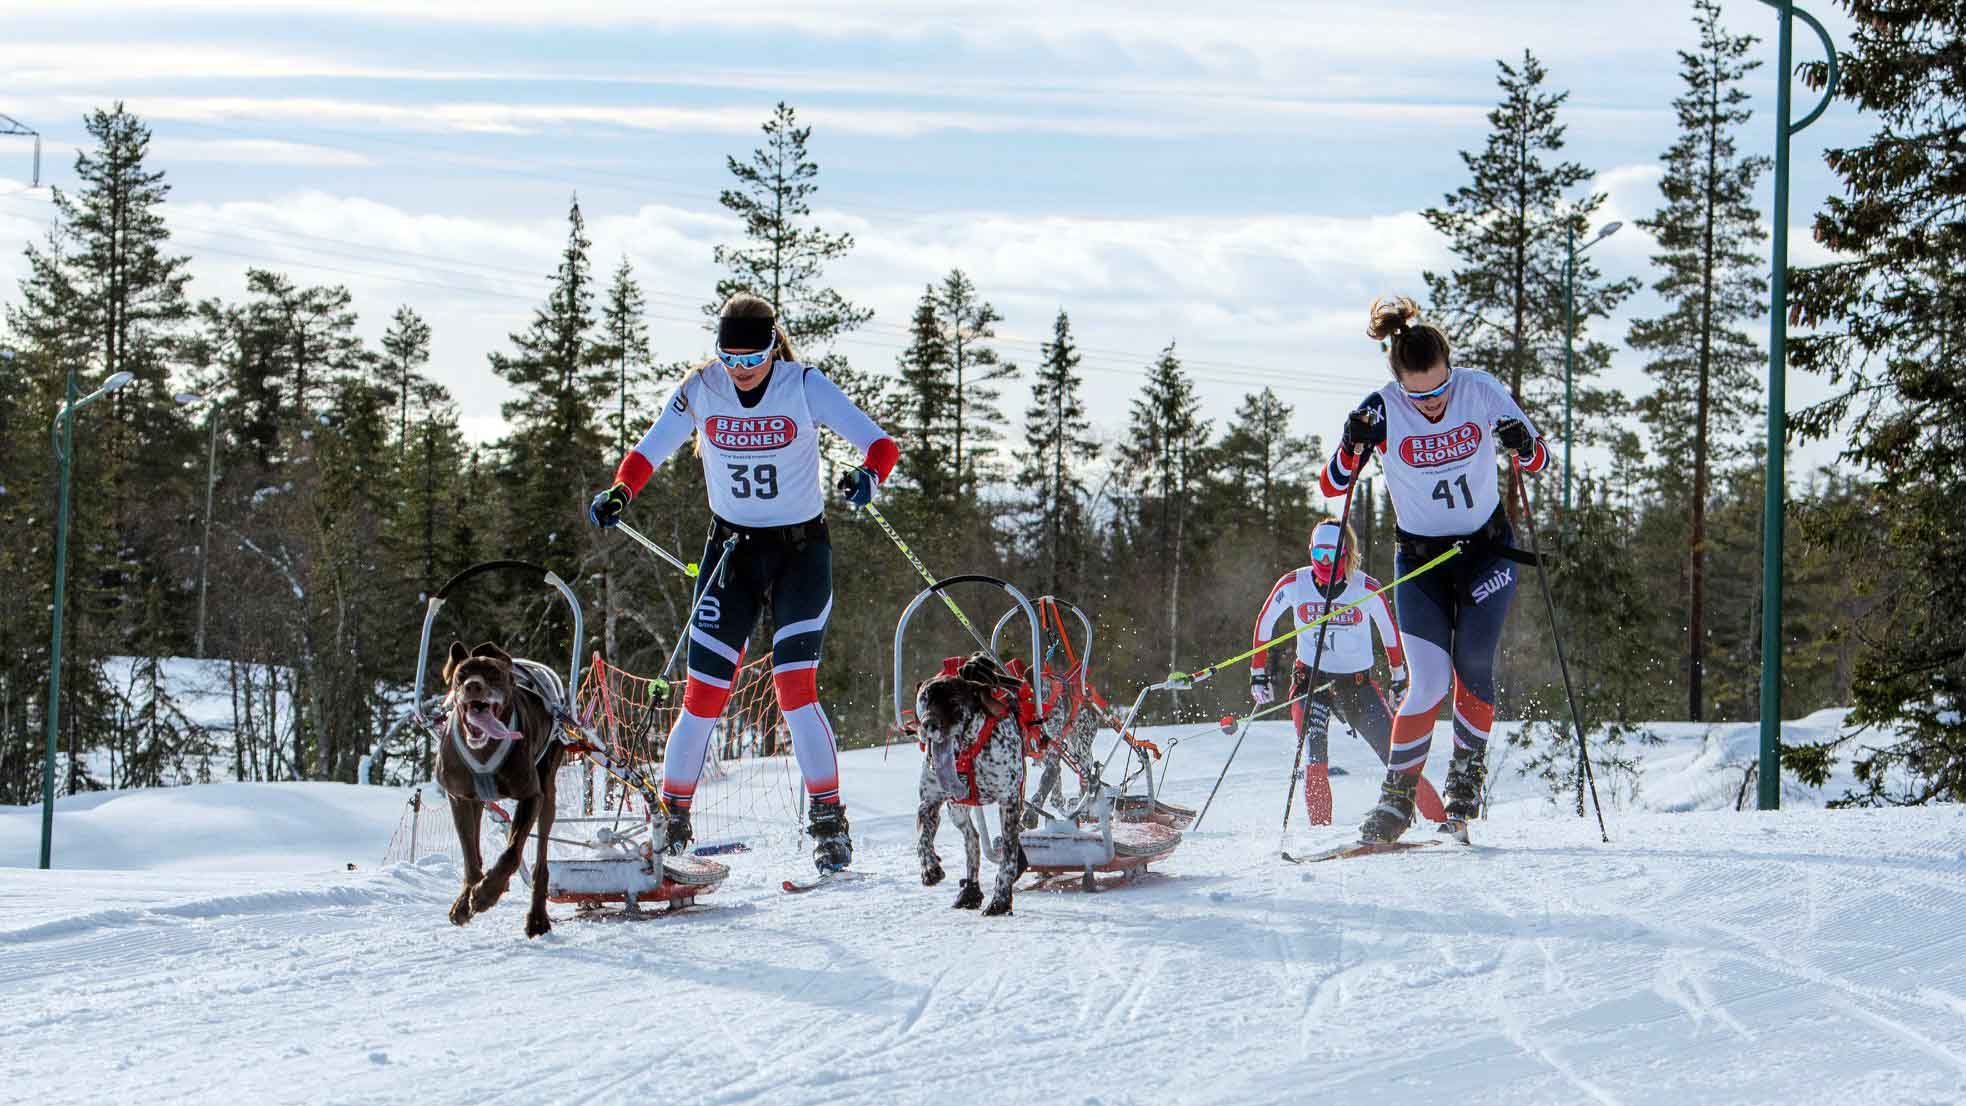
448, 893, 475, 926
952, 878, 982, 910
525, 910, 552, 939
921, 857, 945, 887
982, 895, 1013, 917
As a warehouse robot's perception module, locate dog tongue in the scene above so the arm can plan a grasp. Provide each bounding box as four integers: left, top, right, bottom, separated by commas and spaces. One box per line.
466, 705, 523, 742
930, 739, 965, 798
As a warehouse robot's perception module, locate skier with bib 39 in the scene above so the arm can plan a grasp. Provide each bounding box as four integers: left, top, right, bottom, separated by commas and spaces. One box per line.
1320, 296, 1550, 845
587, 293, 898, 876
1250, 516, 1445, 827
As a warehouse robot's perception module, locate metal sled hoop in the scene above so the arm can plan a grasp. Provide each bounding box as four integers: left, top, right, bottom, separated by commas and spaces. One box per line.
990, 596, 1095, 701
892, 574, 1043, 733
412, 559, 585, 713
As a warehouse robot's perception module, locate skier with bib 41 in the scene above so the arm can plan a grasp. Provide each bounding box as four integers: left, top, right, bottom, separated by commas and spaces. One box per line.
587, 293, 898, 876
1250, 516, 1446, 827
1320, 296, 1550, 845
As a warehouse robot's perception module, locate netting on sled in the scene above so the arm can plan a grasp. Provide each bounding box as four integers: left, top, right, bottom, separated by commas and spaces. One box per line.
380, 652, 805, 868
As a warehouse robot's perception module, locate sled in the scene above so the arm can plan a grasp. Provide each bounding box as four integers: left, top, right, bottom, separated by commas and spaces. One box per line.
410, 559, 730, 913
895, 575, 1184, 883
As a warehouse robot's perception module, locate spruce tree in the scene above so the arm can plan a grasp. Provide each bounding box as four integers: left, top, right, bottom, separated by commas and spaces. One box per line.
1789, 0, 1966, 803
894, 284, 957, 504
1120, 343, 1210, 670
597, 256, 656, 458
711, 101, 872, 394
1627, 0, 1770, 722
1214, 388, 1321, 568
380, 305, 432, 465
934, 269, 1017, 497
1423, 52, 1638, 454
1017, 309, 1100, 594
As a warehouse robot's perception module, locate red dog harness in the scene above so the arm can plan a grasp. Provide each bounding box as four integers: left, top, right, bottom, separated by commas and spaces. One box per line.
930, 656, 1054, 806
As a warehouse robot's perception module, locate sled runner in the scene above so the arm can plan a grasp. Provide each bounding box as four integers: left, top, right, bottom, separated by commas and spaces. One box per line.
409, 560, 729, 913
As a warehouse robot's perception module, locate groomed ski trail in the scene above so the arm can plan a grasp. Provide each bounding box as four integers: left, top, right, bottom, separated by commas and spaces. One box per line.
3, 723, 1964, 1106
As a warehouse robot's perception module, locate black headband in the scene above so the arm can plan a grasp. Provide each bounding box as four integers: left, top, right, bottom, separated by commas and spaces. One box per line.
717, 315, 775, 352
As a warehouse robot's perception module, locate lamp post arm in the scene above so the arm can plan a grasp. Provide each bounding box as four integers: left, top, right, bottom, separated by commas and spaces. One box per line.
1789, 5, 1840, 134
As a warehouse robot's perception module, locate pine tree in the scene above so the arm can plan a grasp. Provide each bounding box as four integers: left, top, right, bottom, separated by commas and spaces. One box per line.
489, 196, 610, 576
1423, 52, 1638, 457
711, 102, 872, 389
1213, 388, 1321, 568
1018, 309, 1100, 594
1788, 0, 1966, 804
380, 305, 432, 465
935, 269, 1017, 497
1627, 0, 1770, 722
240, 270, 367, 418
1120, 343, 1210, 670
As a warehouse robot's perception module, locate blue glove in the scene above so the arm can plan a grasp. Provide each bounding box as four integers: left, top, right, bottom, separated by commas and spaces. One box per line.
837, 466, 878, 508
588, 482, 630, 528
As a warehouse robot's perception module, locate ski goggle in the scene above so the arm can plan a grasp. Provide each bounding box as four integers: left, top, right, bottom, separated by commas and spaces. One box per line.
1400, 368, 1453, 402
716, 346, 773, 371
1310, 546, 1341, 565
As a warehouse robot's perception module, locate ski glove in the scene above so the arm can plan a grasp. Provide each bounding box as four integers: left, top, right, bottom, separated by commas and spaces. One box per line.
837, 465, 879, 508
1495, 417, 1537, 462
1340, 405, 1381, 456
1387, 664, 1408, 703
588, 482, 630, 528
1250, 670, 1274, 706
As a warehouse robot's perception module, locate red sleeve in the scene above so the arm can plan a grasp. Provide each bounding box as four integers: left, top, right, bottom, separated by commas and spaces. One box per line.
863, 436, 899, 482
615, 452, 655, 496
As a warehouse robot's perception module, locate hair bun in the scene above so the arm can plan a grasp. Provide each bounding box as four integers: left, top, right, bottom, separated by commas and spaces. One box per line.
1366, 295, 1422, 342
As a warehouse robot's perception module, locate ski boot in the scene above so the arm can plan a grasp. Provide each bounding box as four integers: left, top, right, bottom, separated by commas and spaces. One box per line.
658, 804, 693, 856
808, 801, 853, 874
1358, 771, 1419, 844
1436, 746, 1486, 844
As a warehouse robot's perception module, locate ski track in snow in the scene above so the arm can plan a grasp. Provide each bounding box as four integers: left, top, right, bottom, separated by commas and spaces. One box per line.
3, 724, 1965, 1106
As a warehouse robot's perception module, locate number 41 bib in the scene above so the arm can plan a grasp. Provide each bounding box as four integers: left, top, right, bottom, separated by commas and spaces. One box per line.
1376, 369, 1537, 538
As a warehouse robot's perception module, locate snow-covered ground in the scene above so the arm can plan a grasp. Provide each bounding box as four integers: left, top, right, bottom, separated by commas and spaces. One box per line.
3, 714, 1963, 1106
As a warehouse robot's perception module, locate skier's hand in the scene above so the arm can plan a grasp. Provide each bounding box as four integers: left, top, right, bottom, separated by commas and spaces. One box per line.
1387, 664, 1408, 703
837, 465, 879, 508
1340, 405, 1381, 457
588, 482, 630, 528
1250, 670, 1274, 706
1495, 417, 1537, 462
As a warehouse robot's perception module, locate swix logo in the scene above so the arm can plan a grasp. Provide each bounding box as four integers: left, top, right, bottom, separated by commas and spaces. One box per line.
1472, 566, 1513, 604
1398, 422, 1481, 467
1299, 602, 1363, 626
704, 415, 797, 451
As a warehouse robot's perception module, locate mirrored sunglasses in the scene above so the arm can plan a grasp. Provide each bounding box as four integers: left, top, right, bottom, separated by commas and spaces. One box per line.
1310, 546, 1342, 565
717, 347, 772, 371
1401, 369, 1453, 402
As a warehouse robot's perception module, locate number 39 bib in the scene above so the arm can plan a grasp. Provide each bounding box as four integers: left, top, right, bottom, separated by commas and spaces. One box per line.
683, 361, 827, 527
1376, 369, 1536, 538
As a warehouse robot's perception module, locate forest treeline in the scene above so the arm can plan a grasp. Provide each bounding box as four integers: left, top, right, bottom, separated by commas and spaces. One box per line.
1, 0, 1958, 806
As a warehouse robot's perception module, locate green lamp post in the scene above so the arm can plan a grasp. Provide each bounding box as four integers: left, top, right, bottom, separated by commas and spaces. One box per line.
1753, 0, 1838, 811
42, 366, 134, 869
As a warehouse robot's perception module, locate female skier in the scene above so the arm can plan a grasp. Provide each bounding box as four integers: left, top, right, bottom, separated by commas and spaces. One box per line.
1319, 296, 1549, 844
1249, 517, 1445, 827
587, 293, 898, 875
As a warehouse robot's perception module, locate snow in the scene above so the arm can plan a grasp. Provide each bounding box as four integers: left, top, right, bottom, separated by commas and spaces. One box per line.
4, 716, 1964, 1106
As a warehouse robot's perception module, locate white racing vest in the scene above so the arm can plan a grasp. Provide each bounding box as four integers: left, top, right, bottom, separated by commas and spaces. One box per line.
682, 362, 826, 527
1376, 369, 1537, 538
1254, 570, 1402, 676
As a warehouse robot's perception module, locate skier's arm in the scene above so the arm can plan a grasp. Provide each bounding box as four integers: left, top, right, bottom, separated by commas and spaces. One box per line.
1250, 572, 1297, 674
612, 380, 698, 496
806, 367, 899, 483
1491, 382, 1551, 475
1321, 392, 1386, 497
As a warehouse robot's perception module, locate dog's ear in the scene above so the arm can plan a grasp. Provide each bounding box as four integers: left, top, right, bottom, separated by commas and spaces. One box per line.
470, 642, 511, 664
443, 641, 467, 682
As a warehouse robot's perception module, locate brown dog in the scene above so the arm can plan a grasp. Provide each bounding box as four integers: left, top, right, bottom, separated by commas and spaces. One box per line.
435, 641, 565, 938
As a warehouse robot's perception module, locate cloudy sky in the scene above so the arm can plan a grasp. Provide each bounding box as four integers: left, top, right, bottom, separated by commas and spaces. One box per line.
0, 0, 1865, 481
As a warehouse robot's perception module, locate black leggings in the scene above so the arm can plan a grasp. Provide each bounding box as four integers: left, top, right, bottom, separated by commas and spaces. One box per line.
1289, 663, 1395, 767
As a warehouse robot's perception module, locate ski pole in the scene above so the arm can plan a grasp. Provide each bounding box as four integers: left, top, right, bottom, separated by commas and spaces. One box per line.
1190, 685, 1326, 833
858, 501, 993, 656
616, 521, 699, 578
1282, 454, 1361, 842
660, 533, 739, 680
1511, 463, 1609, 843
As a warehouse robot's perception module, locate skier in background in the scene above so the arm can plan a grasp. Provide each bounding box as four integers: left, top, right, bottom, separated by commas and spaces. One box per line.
1319, 296, 1550, 844
587, 292, 898, 876
1250, 516, 1445, 827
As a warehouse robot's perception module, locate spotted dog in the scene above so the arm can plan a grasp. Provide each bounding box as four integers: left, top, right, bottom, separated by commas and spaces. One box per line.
1027, 683, 1099, 823
434, 641, 565, 938
913, 653, 1029, 916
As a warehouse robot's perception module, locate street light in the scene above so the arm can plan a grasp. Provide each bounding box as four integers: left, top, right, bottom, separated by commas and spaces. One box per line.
1754, 0, 1838, 811
174, 391, 221, 659
1563, 220, 1622, 519
42, 365, 134, 869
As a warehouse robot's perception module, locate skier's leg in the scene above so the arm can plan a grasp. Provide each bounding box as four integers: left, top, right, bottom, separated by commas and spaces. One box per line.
1345, 677, 1445, 822
770, 528, 852, 872
1445, 550, 1518, 820
661, 533, 762, 818
1362, 550, 1453, 842
1301, 685, 1335, 826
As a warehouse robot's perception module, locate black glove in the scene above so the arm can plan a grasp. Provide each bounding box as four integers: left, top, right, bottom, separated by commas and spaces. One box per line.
1340, 405, 1381, 456
837, 465, 878, 508
1495, 417, 1536, 460
588, 482, 630, 528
